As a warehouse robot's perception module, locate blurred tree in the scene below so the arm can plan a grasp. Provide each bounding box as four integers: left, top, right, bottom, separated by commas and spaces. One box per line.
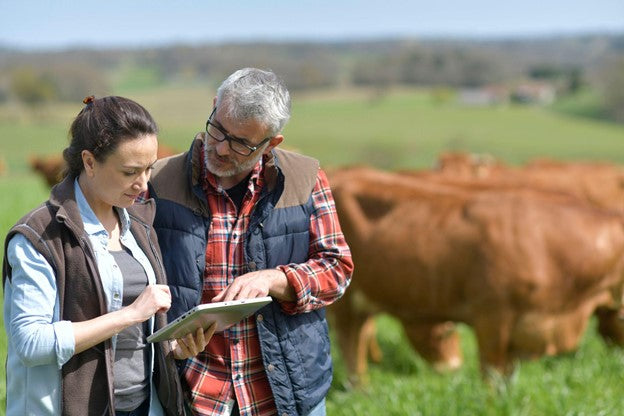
529, 64, 584, 95
10, 67, 56, 106
600, 57, 624, 122
566, 68, 583, 94
528, 64, 563, 79
46, 62, 110, 101
0, 73, 10, 103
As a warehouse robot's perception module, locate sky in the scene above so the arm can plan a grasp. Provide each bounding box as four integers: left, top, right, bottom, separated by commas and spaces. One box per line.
0, 0, 623, 50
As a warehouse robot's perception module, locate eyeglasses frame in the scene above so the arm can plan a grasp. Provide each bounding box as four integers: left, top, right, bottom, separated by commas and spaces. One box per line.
205, 107, 272, 156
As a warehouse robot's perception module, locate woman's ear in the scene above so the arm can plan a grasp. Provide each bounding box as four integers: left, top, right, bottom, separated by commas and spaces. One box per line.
82, 150, 96, 177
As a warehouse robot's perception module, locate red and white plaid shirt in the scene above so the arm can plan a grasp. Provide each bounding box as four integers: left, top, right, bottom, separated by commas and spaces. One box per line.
183, 147, 353, 416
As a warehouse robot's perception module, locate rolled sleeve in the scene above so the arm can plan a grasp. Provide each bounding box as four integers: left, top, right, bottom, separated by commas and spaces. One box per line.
53, 320, 75, 367
277, 169, 354, 314
6, 234, 75, 368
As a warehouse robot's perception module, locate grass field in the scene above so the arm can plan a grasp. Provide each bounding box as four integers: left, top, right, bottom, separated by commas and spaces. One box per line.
1, 86, 624, 415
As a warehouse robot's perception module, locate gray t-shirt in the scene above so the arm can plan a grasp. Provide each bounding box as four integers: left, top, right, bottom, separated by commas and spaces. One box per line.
110, 248, 150, 412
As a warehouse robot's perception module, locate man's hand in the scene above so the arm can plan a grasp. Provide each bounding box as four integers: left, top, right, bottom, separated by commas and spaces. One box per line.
212, 269, 295, 302
170, 324, 216, 360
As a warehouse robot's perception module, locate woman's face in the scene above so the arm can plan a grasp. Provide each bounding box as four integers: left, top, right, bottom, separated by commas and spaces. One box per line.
83, 134, 158, 210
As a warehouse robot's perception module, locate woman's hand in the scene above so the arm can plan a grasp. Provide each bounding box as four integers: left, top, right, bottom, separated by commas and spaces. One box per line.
171, 323, 216, 360
127, 284, 172, 324
73, 284, 172, 354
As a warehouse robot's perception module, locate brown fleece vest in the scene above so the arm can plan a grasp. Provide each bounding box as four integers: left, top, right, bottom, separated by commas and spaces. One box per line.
2, 177, 184, 416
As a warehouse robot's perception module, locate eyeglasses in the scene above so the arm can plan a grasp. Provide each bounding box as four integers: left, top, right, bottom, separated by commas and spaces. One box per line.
205, 107, 271, 156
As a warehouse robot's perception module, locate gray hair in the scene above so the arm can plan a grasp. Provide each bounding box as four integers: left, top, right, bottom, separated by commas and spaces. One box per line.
216, 68, 291, 137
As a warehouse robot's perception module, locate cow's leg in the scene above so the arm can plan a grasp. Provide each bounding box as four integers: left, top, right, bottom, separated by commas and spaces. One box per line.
357, 316, 379, 376
472, 313, 515, 376
595, 307, 624, 346
330, 295, 373, 386
403, 321, 463, 371
363, 318, 383, 364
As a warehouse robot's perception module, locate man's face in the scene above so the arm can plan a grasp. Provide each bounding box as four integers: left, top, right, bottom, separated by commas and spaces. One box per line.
204, 106, 271, 179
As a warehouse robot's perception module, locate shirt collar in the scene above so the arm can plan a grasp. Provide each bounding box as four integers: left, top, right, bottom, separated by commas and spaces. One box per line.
74, 178, 131, 238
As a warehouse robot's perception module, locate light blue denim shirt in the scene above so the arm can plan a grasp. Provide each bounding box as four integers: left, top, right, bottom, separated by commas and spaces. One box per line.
4, 179, 164, 416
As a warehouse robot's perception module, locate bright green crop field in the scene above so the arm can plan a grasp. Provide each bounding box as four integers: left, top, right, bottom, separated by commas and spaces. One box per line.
1, 86, 624, 415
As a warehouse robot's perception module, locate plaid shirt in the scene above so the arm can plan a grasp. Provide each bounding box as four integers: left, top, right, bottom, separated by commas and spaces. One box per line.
183, 147, 353, 416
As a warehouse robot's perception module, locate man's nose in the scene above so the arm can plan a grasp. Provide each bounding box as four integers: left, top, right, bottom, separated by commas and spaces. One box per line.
215, 139, 230, 156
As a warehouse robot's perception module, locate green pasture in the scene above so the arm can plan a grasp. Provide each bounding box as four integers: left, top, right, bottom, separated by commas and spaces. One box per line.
1, 86, 624, 415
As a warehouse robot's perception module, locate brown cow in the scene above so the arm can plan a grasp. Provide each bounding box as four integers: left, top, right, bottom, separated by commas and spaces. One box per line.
30, 143, 179, 187
430, 152, 624, 214
434, 151, 505, 178
29, 154, 65, 187
329, 166, 624, 383
348, 155, 624, 381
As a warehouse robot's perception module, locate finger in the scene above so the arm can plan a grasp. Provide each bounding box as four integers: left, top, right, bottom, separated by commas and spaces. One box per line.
174, 339, 192, 360
213, 282, 240, 302
237, 288, 250, 300
195, 326, 205, 348
239, 286, 262, 300
156, 305, 171, 314
212, 290, 225, 302
204, 322, 217, 343
155, 292, 172, 313
184, 332, 199, 355
152, 284, 171, 299
159, 284, 171, 295
224, 284, 243, 302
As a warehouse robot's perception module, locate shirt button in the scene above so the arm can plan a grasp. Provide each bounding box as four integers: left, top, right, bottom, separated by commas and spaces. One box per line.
282, 413, 288, 416
112, 264, 118, 269
257, 314, 263, 322
267, 364, 275, 372
248, 262, 257, 271
113, 293, 120, 299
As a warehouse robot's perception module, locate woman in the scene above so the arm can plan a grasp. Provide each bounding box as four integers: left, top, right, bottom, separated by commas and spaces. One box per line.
3, 96, 213, 415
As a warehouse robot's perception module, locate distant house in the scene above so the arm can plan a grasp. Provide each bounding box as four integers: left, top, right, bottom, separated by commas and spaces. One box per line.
510, 82, 556, 105
458, 85, 508, 106
459, 81, 556, 106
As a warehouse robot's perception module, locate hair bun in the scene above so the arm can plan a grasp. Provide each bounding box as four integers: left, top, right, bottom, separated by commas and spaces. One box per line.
83, 95, 95, 105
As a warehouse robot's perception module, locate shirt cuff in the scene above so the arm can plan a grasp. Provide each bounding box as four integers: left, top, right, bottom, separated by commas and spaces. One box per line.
276, 265, 310, 314
53, 320, 75, 368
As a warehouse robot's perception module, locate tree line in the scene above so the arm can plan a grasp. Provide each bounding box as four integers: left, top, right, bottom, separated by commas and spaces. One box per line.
0, 34, 622, 121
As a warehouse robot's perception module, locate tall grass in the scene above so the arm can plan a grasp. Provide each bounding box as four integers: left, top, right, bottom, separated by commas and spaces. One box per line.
1, 87, 624, 415
327, 316, 624, 415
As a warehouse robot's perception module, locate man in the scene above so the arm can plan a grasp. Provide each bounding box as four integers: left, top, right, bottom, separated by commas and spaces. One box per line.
149, 68, 354, 416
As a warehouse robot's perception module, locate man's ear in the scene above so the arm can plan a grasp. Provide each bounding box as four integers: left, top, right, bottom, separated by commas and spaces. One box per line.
82, 150, 96, 177
263, 135, 284, 155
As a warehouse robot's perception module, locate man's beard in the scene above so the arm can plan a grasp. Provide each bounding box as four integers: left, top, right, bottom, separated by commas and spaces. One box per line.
204, 146, 264, 178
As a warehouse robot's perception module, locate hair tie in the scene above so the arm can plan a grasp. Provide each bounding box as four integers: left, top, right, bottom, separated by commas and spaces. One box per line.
83, 95, 95, 105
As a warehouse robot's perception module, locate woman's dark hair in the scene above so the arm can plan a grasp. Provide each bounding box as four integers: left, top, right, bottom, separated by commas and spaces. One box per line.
63, 95, 158, 178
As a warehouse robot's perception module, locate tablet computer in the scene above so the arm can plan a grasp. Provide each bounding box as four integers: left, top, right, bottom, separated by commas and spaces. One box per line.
147, 296, 272, 343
